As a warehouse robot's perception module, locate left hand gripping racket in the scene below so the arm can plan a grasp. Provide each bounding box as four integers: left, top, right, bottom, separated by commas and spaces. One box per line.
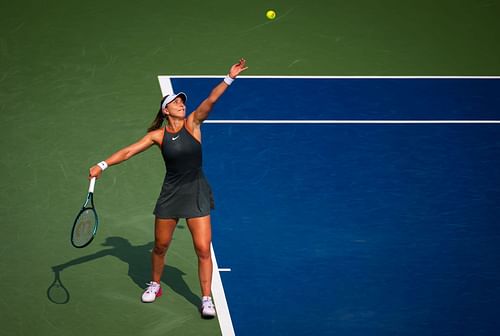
71, 177, 99, 248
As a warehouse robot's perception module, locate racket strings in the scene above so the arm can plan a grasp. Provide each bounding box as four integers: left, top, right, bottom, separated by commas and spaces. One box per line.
72, 209, 97, 247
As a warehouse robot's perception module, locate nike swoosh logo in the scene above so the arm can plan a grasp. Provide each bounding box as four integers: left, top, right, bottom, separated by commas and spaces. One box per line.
172, 135, 180, 141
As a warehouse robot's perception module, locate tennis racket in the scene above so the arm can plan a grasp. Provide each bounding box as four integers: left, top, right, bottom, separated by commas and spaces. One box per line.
71, 177, 99, 248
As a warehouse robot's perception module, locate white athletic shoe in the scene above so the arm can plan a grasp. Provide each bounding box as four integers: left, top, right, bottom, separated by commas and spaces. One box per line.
141, 281, 162, 303
200, 296, 216, 318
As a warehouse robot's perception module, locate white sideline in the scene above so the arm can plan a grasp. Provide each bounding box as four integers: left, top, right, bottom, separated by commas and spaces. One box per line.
158, 75, 235, 336
210, 243, 235, 336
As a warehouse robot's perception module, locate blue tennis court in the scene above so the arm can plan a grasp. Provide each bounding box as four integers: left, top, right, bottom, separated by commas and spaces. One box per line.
166, 77, 500, 335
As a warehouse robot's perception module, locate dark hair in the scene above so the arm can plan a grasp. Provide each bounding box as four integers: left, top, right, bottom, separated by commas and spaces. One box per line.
147, 108, 164, 132
147, 96, 167, 132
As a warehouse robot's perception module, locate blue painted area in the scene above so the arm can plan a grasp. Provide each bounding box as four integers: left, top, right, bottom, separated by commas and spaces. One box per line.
171, 78, 500, 335
171, 77, 500, 120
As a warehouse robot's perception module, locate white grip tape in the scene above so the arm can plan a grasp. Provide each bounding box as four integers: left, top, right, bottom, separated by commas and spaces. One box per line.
89, 177, 96, 193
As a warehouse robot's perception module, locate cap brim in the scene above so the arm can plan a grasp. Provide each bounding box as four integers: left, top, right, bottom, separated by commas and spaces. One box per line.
162, 92, 187, 109
174, 92, 187, 103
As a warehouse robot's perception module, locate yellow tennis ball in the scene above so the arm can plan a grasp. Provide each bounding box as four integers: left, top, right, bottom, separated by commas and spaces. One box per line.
266, 10, 276, 20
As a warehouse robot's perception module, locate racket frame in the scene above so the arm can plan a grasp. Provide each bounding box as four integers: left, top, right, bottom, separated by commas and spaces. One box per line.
71, 177, 99, 248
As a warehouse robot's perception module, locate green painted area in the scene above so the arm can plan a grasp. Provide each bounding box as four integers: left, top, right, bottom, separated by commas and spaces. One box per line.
1, 0, 499, 335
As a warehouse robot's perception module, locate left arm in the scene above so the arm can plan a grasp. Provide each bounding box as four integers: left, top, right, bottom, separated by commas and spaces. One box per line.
189, 58, 248, 126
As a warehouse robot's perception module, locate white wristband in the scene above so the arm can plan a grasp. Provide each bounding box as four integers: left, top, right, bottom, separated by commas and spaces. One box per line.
223, 75, 234, 85
97, 161, 108, 171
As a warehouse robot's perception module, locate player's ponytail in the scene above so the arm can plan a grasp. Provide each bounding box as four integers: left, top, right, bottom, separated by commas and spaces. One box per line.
148, 96, 169, 132
147, 109, 165, 132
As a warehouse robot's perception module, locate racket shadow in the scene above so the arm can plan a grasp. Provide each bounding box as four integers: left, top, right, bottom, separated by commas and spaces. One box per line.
47, 268, 70, 304
48, 236, 199, 308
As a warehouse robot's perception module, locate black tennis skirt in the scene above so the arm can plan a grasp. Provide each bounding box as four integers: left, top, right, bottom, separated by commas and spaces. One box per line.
153, 168, 214, 219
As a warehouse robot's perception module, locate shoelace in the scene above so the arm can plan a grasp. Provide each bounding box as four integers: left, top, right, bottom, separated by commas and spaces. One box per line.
145, 282, 160, 293
202, 299, 214, 309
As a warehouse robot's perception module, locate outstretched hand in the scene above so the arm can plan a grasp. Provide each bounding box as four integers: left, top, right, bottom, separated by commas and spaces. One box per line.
229, 58, 248, 79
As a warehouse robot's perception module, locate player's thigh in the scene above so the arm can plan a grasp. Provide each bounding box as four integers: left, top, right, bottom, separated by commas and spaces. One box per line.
154, 217, 178, 245
186, 215, 212, 253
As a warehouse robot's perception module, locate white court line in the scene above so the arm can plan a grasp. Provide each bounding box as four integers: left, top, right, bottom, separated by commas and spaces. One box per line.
158, 76, 175, 96
158, 75, 235, 336
163, 75, 500, 79
210, 244, 235, 336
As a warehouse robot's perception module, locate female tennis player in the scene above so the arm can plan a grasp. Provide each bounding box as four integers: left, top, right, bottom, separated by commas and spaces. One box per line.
88, 59, 247, 318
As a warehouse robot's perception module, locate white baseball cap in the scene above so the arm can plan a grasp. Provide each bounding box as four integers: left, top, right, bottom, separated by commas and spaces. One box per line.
161, 92, 187, 109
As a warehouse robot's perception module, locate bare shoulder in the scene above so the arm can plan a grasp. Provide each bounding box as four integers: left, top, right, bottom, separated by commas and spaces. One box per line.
185, 113, 202, 142
147, 128, 164, 146
186, 112, 200, 128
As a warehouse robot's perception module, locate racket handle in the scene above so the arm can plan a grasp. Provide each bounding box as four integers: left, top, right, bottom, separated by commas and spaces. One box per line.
89, 177, 96, 193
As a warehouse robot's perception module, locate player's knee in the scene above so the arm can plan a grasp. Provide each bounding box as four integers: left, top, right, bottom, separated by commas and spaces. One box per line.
153, 242, 170, 256
195, 244, 211, 260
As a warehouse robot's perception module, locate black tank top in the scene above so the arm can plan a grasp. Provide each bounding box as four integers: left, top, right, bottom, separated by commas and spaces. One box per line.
161, 123, 202, 175
154, 122, 214, 218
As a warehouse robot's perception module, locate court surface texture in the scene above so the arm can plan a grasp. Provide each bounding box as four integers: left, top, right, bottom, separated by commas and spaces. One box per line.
1, 1, 500, 335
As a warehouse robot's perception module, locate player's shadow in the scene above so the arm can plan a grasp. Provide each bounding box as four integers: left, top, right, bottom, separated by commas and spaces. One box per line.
49, 236, 200, 308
